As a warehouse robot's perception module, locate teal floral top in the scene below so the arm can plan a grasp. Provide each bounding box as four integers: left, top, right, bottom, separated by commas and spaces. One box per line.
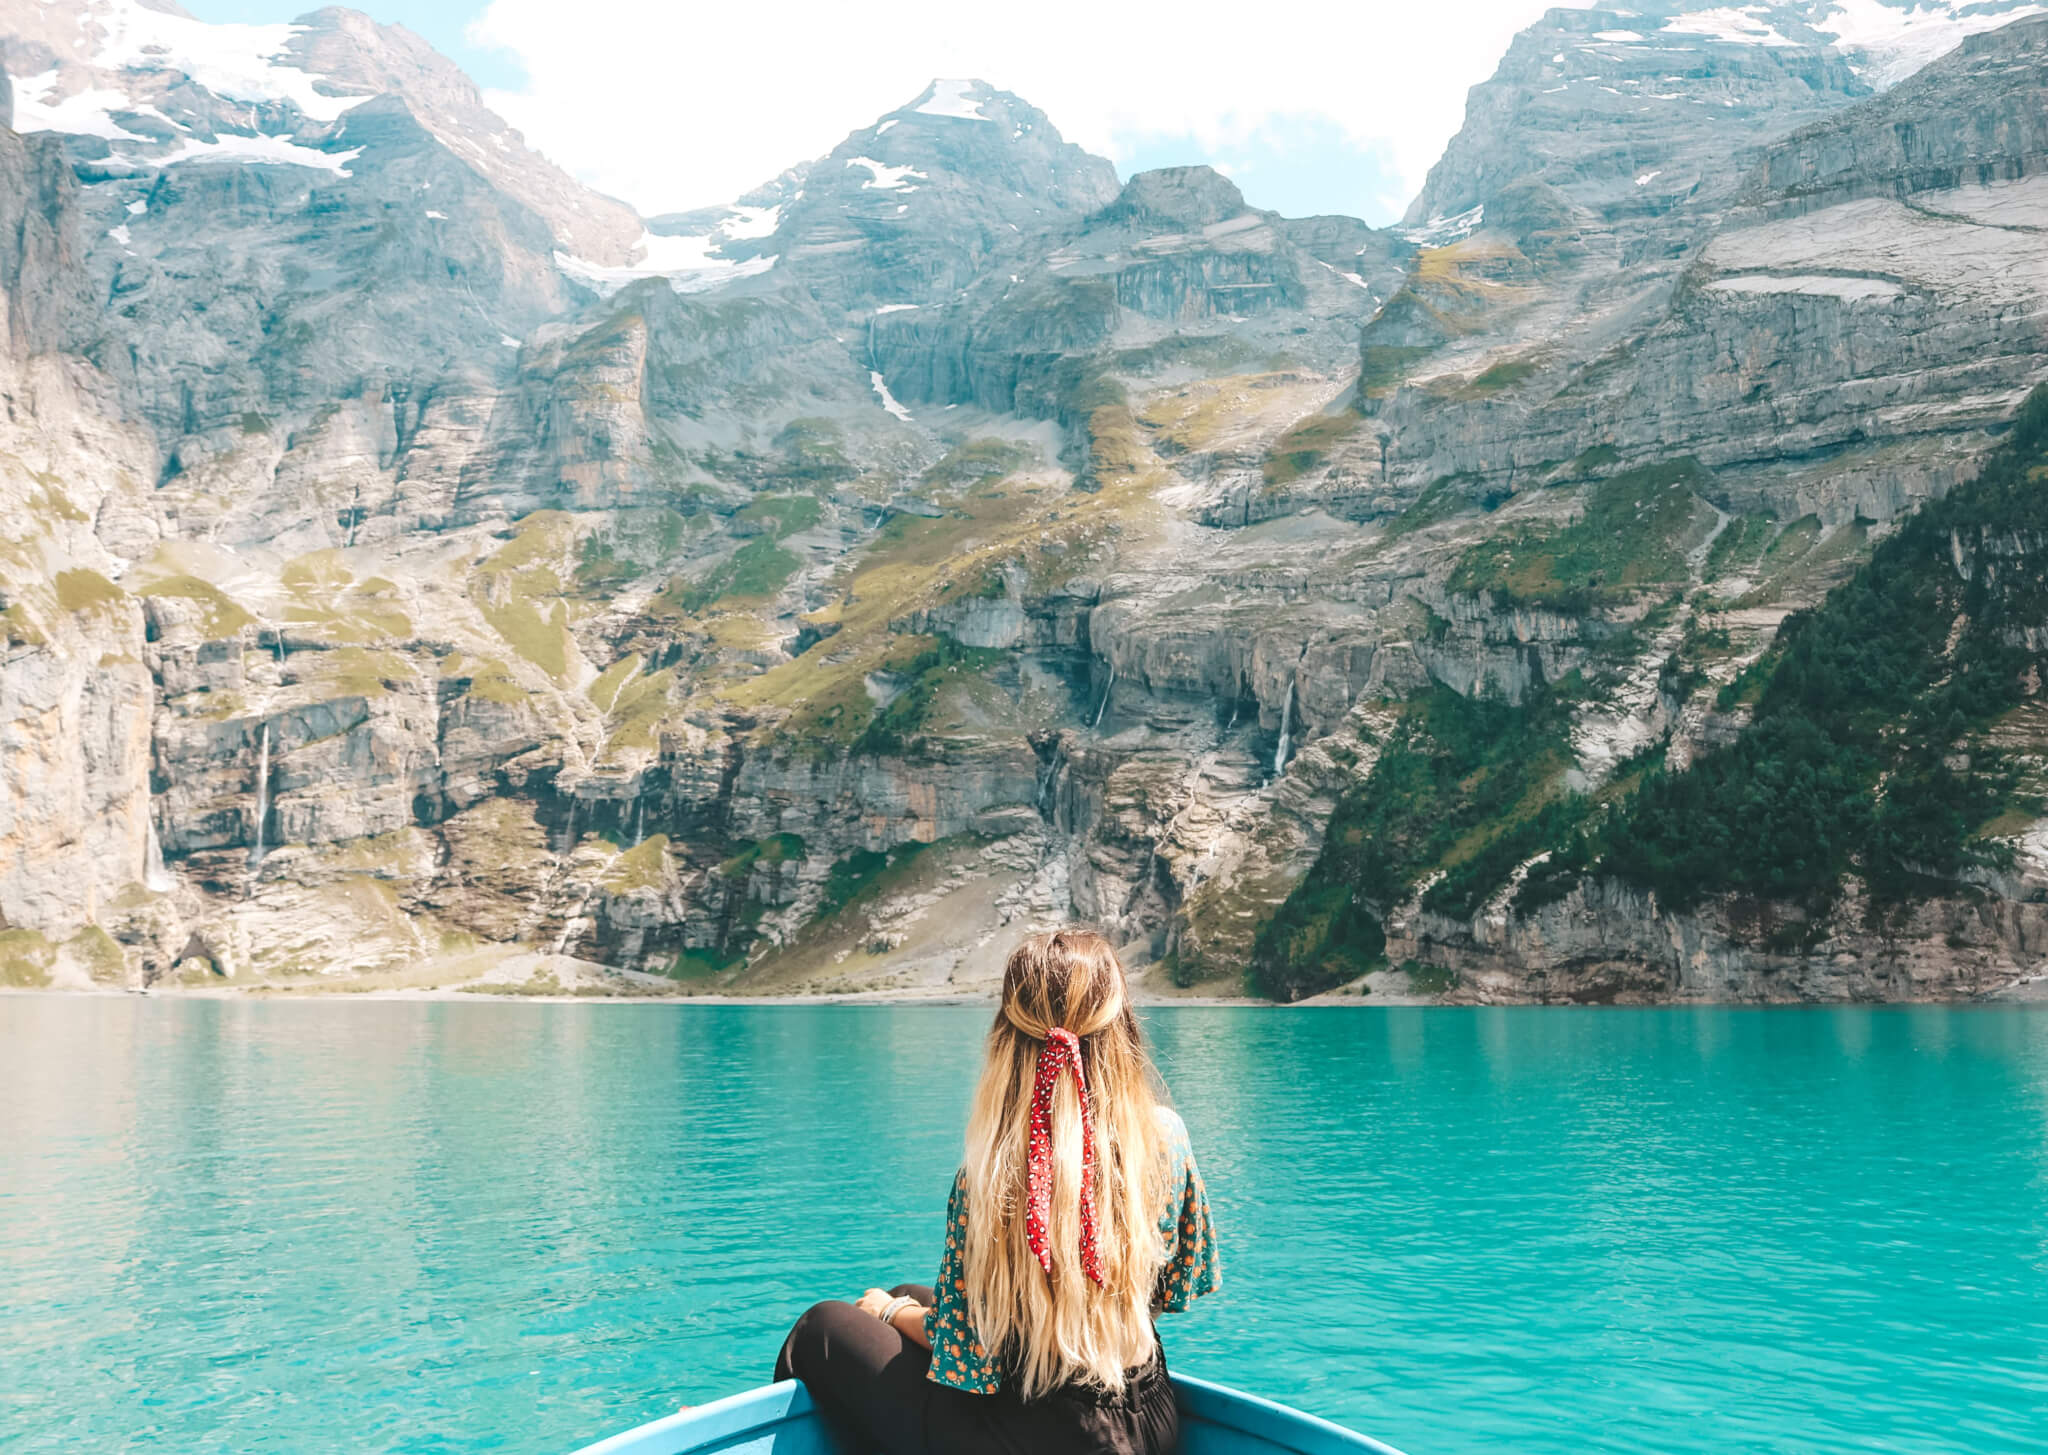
924, 1106, 1221, 1393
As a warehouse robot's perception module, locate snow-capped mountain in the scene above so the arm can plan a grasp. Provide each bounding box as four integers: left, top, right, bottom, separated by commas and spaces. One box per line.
0, 0, 2045, 1003
2, 0, 643, 260
1404, 0, 2045, 228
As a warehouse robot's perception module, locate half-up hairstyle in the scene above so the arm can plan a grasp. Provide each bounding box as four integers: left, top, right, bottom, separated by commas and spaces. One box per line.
959, 929, 1172, 1398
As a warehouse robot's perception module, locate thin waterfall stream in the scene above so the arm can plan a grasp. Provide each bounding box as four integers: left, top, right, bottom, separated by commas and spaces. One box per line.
248, 723, 272, 870
1273, 680, 1295, 776
1092, 663, 1116, 728
144, 812, 176, 893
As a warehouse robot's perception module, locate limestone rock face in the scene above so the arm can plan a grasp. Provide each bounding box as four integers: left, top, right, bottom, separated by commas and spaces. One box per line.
0, 127, 159, 947
863, 159, 1402, 487
728, 745, 1042, 850
1285, 9, 2048, 539
2, 0, 2045, 998
0, 126, 90, 353
1753, 15, 2048, 208
1395, 874, 2048, 1006
0, 620, 153, 933
1404, 4, 1867, 231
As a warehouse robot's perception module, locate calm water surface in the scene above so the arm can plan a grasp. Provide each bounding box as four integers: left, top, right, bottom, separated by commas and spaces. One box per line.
3, 1000, 2046, 1454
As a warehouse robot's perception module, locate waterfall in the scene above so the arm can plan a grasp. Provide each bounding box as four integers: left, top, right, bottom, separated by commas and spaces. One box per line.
1273, 681, 1295, 776
631, 799, 644, 848
1092, 664, 1117, 729
552, 885, 594, 956
1036, 755, 1058, 816
144, 812, 176, 893
561, 798, 579, 856
248, 723, 271, 868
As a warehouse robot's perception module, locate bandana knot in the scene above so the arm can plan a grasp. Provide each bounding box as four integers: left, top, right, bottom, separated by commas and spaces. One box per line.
1024, 1026, 1104, 1285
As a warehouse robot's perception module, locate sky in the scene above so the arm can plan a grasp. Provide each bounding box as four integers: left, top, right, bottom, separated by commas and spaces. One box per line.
186, 0, 1594, 225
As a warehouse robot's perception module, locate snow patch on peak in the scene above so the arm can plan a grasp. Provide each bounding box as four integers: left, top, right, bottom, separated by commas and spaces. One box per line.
1399, 203, 1484, 247
81, 0, 373, 123
847, 156, 928, 191
157, 132, 362, 175
1660, 8, 1798, 46
1313, 259, 1374, 290
11, 2, 386, 179
914, 78, 994, 122
870, 371, 914, 422
556, 229, 776, 298
1817, 0, 2046, 87
720, 204, 782, 240
9, 70, 158, 140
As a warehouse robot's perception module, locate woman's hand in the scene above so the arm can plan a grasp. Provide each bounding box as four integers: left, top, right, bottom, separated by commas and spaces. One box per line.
854, 1288, 933, 1350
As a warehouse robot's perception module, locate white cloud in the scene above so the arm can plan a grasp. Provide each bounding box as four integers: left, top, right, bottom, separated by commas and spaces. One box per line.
468, 0, 1591, 220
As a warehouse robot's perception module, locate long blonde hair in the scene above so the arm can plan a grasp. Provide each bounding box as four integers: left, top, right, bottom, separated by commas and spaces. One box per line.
960, 929, 1171, 1399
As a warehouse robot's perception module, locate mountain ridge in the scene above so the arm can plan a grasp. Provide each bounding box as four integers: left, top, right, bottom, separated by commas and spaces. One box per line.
0, 0, 2044, 1001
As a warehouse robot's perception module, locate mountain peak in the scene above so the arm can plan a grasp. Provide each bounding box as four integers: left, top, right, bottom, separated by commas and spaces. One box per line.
873, 78, 1072, 141
1095, 166, 1250, 230
906, 78, 998, 122
731, 77, 1119, 312
2, 0, 644, 262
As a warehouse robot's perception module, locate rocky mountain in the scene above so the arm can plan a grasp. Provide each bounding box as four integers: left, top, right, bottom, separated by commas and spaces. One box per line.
0, 0, 2043, 1000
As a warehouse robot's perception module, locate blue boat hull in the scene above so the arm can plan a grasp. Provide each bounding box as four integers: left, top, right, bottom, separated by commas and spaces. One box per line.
569, 1376, 1409, 1455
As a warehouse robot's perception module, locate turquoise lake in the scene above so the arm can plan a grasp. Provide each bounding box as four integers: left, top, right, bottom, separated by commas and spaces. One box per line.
3, 999, 2046, 1454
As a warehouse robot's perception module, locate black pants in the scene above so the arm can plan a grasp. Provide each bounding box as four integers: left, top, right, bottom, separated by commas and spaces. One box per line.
775, 1283, 1179, 1455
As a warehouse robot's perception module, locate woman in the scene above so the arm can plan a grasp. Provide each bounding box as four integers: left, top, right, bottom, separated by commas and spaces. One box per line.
775, 929, 1221, 1455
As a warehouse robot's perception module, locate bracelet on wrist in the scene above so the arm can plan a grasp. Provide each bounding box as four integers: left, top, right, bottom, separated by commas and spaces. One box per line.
877, 1294, 917, 1328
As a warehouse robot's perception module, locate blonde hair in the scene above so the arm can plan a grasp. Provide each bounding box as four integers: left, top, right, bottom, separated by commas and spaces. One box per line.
960, 929, 1171, 1399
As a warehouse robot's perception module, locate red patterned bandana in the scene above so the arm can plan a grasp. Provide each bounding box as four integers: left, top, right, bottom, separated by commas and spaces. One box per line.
1024, 1027, 1104, 1285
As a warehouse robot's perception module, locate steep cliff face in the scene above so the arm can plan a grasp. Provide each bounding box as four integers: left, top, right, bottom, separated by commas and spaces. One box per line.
1272, 12, 2048, 540
1074, 7, 2048, 999
0, 122, 89, 352
1404, 3, 1869, 231
2, 0, 2044, 998
1754, 12, 2048, 207
0, 123, 158, 977
1361, 387, 2048, 1004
